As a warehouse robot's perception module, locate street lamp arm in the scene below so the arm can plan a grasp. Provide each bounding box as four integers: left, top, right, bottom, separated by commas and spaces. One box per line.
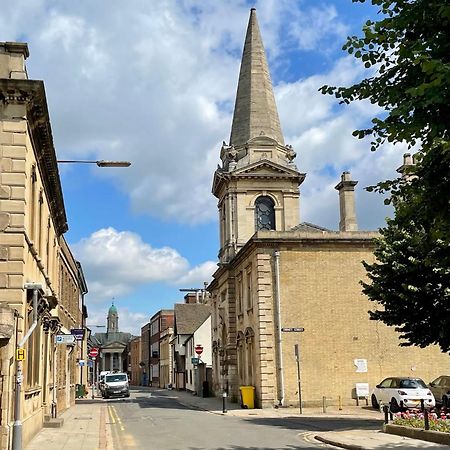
57, 160, 131, 168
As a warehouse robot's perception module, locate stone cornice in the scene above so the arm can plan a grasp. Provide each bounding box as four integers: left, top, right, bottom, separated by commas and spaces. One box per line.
224, 230, 380, 270
0, 78, 68, 236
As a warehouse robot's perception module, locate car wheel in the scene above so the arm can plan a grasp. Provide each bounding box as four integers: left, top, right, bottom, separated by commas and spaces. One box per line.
371, 394, 379, 409
390, 398, 400, 413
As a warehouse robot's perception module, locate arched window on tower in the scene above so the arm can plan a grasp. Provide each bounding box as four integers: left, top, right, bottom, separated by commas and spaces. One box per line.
255, 196, 275, 231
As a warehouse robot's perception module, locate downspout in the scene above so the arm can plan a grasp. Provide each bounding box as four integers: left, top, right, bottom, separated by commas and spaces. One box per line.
13, 284, 41, 450
274, 251, 284, 406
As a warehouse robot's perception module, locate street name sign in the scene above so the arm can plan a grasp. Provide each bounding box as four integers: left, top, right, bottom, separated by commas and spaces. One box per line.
56, 334, 76, 344
191, 357, 199, 364
281, 327, 305, 332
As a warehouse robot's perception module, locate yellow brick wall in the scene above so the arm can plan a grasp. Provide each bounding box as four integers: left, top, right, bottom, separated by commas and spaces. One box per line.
279, 246, 449, 406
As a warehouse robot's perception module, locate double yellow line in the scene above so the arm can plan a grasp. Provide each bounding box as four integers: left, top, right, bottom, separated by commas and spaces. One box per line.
107, 404, 137, 448
108, 404, 125, 431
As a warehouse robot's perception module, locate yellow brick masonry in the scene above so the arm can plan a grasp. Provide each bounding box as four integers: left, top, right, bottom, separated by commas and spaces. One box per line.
279, 245, 448, 407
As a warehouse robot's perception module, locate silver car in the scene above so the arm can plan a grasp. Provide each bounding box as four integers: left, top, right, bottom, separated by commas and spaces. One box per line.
428, 376, 450, 408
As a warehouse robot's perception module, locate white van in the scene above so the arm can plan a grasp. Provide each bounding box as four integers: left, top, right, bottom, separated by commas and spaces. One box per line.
102, 372, 130, 399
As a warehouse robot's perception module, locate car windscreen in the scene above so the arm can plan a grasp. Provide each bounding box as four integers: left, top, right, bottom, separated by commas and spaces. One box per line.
399, 379, 427, 389
105, 374, 127, 382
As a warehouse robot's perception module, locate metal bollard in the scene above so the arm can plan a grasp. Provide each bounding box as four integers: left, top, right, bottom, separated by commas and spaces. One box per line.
222, 392, 227, 413
424, 408, 430, 430
420, 399, 425, 412
338, 395, 343, 411
383, 405, 389, 424
322, 396, 327, 413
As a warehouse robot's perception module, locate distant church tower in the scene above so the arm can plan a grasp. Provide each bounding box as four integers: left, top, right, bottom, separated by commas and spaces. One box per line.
107, 303, 119, 333
212, 8, 305, 264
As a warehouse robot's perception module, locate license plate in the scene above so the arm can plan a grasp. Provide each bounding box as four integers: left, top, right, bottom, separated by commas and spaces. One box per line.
113, 391, 121, 394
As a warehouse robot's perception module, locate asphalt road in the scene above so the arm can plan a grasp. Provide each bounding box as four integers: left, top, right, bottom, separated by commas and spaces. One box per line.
104, 389, 381, 450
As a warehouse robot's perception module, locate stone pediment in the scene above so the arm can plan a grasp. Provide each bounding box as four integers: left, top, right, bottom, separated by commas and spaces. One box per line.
233, 160, 303, 179
101, 341, 127, 349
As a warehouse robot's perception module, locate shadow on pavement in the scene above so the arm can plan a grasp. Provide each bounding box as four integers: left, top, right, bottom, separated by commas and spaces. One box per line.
244, 416, 383, 432
186, 446, 314, 450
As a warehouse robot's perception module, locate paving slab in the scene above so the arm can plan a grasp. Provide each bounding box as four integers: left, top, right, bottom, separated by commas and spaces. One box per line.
315, 429, 449, 450
25, 398, 111, 450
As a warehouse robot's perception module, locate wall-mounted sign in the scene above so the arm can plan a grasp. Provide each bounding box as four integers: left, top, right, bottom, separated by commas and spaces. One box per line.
354, 359, 368, 373
281, 327, 305, 332
16, 348, 26, 361
70, 328, 85, 341
56, 334, 76, 344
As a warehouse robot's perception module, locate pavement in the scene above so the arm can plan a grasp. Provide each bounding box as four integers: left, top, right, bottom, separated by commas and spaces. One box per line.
25, 387, 449, 450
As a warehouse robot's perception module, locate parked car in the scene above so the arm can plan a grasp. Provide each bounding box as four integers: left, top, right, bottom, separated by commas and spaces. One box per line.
428, 376, 450, 408
371, 377, 435, 412
102, 372, 130, 399
98, 371, 111, 395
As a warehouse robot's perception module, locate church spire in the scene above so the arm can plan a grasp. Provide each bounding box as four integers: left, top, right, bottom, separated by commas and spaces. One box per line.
229, 8, 284, 147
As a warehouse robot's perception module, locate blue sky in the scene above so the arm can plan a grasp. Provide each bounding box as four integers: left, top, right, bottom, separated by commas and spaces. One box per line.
1, 1, 406, 334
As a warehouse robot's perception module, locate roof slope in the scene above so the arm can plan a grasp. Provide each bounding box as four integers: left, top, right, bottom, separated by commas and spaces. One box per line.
174, 304, 211, 335
290, 222, 331, 233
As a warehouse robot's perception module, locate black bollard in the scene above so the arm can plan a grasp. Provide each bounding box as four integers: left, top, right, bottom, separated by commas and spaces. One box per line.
383, 405, 389, 424
222, 392, 227, 413
424, 408, 430, 430
420, 399, 425, 412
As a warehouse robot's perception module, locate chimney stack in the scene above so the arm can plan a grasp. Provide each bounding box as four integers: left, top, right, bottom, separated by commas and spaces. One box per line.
335, 171, 358, 232
0, 42, 29, 80
396, 153, 416, 179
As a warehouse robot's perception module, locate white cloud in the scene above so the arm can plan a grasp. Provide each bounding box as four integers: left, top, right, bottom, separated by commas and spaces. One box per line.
72, 227, 216, 302
176, 261, 217, 286
0, 0, 361, 225
87, 306, 148, 336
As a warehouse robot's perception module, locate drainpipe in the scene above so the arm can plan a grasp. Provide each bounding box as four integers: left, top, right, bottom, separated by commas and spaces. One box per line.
274, 251, 284, 406
13, 283, 42, 450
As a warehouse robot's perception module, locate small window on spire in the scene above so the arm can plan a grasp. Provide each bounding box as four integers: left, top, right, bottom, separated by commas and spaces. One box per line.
255, 196, 275, 231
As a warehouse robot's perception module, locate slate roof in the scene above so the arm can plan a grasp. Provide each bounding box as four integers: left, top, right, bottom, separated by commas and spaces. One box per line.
290, 222, 331, 233
92, 331, 133, 347
174, 304, 211, 336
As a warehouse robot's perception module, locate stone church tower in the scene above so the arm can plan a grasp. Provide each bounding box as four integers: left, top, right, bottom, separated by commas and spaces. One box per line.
212, 8, 305, 263
107, 302, 119, 333
208, 8, 449, 408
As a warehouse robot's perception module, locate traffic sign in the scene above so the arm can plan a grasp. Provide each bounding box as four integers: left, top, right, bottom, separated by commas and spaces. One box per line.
195, 344, 203, 355
56, 334, 76, 344
281, 327, 305, 332
89, 348, 99, 358
191, 357, 199, 365
16, 348, 26, 361
70, 328, 85, 341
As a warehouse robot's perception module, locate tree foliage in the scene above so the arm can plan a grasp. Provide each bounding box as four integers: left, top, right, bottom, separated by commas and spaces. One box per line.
321, 0, 450, 351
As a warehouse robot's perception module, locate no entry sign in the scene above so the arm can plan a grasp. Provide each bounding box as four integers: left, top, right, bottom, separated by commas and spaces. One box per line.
89, 348, 99, 358
195, 344, 203, 356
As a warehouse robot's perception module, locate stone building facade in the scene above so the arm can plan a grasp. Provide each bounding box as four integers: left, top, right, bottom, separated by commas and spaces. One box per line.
0, 42, 86, 448
128, 336, 141, 385
207, 10, 449, 408
91, 304, 132, 373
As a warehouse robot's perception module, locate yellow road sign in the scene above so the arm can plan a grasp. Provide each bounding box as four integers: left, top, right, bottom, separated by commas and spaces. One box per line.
16, 348, 26, 361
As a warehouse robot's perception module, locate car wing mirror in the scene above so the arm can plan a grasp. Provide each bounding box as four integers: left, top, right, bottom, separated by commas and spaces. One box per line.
376, 384, 381, 388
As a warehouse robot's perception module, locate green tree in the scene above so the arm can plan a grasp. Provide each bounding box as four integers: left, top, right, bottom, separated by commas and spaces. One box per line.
321, 0, 450, 351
